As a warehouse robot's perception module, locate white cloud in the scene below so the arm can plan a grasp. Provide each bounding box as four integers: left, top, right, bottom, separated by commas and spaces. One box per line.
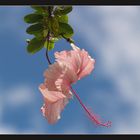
0, 125, 18, 134
5, 85, 35, 108
0, 83, 45, 134
0, 84, 35, 110
71, 6, 140, 134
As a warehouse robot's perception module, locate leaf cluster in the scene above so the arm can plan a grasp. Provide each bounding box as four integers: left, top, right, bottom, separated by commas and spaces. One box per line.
24, 6, 73, 54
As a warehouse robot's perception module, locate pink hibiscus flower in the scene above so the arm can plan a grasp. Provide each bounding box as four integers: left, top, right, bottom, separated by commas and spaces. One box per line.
39, 43, 111, 127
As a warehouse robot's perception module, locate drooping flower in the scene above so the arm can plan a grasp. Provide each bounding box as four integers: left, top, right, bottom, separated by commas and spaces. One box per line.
39, 43, 111, 127
39, 62, 75, 124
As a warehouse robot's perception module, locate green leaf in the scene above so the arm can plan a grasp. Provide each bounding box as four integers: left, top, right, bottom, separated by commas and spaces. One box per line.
50, 17, 59, 36
27, 38, 45, 54
54, 6, 72, 15
51, 37, 59, 42
58, 15, 68, 23
43, 29, 48, 38
34, 32, 44, 40
42, 12, 49, 17
44, 41, 55, 51
59, 22, 74, 38
44, 37, 58, 51
60, 6, 72, 15
31, 6, 45, 13
24, 13, 43, 24
26, 23, 44, 35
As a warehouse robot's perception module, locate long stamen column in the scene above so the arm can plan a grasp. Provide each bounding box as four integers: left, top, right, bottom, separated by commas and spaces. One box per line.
70, 86, 111, 127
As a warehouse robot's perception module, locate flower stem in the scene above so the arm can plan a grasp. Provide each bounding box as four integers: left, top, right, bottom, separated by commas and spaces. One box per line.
45, 46, 51, 65
45, 6, 52, 65
45, 30, 52, 65
70, 85, 111, 127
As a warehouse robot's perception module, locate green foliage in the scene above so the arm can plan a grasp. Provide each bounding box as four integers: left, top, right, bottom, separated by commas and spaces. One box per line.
44, 41, 54, 51
59, 22, 74, 38
58, 15, 68, 23
24, 5, 74, 54
31, 5, 45, 11
50, 17, 59, 36
54, 6, 72, 15
24, 13, 43, 24
31, 6, 48, 14
27, 38, 45, 54
60, 6, 72, 15
44, 38, 58, 51
26, 23, 44, 35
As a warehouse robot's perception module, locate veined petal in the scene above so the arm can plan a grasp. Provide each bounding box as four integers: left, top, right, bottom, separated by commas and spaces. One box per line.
55, 62, 78, 96
55, 43, 95, 80
55, 50, 80, 73
44, 62, 64, 91
39, 84, 68, 124
44, 62, 77, 98
77, 49, 95, 80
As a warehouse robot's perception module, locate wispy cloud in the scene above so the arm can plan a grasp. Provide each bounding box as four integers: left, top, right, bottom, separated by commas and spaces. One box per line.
5, 85, 35, 108
0, 125, 18, 134
0, 83, 47, 134
71, 6, 140, 134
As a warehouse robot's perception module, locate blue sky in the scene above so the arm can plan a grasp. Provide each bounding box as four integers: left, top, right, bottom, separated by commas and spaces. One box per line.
0, 6, 140, 134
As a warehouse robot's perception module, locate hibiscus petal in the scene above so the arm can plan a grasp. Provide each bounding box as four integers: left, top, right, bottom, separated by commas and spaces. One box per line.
70, 44, 95, 79
55, 43, 95, 80
55, 50, 80, 73
44, 62, 77, 98
43, 62, 64, 91
55, 63, 78, 96
39, 84, 68, 124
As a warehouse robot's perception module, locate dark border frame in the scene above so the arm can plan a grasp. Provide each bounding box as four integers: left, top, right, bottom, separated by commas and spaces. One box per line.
0, 134, 140, 139
0, 0, 140, 5
0, 0, 140, 138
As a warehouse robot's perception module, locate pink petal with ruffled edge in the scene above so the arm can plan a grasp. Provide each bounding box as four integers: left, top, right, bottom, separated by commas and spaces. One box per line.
55, 43, 95, 80
44, 62, 77, 97
55, 50, 80, 74
39, 84, 68, 124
